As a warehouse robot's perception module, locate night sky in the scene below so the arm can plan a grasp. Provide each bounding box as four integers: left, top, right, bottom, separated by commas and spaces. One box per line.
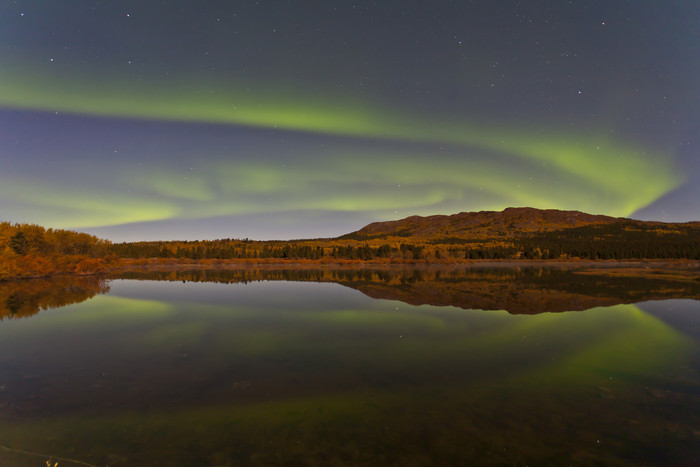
1, 1, 698, 241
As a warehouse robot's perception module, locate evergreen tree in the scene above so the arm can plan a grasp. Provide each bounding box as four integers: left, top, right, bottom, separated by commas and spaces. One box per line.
10, 231, 28, 255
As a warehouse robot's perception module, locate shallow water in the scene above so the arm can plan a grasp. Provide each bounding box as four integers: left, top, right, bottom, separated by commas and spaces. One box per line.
0, 267, 699, 466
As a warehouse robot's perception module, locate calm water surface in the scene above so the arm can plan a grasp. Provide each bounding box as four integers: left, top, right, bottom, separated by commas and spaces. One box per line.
0, 267, 699, 466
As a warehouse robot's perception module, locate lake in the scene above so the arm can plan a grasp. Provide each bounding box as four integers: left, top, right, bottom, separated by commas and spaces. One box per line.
1, 265, 699, 466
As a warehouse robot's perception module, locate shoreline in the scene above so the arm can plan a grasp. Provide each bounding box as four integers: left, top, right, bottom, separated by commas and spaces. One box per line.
110, 257, 700, 269
2, 257, 698, 283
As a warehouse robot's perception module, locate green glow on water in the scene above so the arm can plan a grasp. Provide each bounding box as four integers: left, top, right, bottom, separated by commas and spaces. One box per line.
0, 280, 697, 466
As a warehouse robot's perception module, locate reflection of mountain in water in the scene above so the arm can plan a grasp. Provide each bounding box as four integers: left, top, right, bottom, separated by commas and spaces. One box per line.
114, 266, 700, 314
2, 267, 696, 320
0, 276, 110, 320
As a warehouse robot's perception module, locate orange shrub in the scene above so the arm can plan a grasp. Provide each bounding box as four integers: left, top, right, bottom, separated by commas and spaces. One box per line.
74, 258, 106, 275
15, 254, 54, 278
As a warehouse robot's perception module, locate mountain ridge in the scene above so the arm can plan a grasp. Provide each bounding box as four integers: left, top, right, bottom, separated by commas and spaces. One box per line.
341, 207, 694, 240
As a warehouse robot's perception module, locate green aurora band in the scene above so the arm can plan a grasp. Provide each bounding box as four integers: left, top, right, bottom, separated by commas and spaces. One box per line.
0, 59, 682, 230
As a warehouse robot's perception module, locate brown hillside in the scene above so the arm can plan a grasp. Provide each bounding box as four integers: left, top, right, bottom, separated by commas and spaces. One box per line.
345, 207, 621, 240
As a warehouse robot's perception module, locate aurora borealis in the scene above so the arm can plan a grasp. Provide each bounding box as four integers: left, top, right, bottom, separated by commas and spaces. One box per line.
1, 1, 698, 240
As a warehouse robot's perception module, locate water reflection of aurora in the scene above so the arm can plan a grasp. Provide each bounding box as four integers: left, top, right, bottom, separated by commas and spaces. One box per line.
0, 279, 698, 466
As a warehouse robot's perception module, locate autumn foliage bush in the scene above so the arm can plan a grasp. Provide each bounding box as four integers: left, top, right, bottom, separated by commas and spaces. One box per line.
0, 255, 54, 280
74, 258, 106, 275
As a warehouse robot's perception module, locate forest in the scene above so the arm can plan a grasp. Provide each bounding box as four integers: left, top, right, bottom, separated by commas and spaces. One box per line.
1, 218, 699, 281
110, 221, 700, 261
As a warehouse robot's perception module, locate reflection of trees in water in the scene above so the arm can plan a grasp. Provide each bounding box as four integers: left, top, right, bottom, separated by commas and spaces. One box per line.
0, 276, 110, 320
111, 267, 700, 314
116, 268, 330, 283
2, 267, 696, 319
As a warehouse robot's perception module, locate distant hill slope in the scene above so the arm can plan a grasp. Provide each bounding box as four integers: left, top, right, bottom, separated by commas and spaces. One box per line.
341, 207, 624, 240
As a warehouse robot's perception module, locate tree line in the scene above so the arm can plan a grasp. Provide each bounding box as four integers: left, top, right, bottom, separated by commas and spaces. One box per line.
110, 240, 428, 260
103, 221, 700, 262
512, 222, 700, 260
